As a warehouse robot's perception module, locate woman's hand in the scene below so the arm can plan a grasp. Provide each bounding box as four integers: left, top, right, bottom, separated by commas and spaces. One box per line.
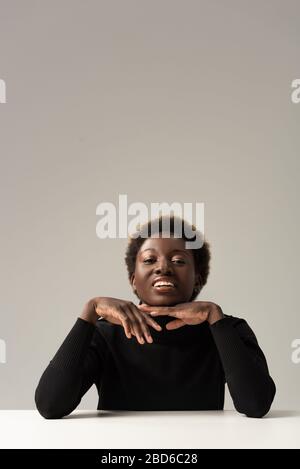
81, 297, 162, 345
138, 301, 224, 329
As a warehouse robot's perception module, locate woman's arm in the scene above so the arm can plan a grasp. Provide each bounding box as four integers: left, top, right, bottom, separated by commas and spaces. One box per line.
34, 316, 107, 419
209, 315, 276, 418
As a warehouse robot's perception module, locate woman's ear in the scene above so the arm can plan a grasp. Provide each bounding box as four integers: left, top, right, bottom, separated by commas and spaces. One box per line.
194, 273, 203, 295
130, 273, 135, 287
131, 274, 138, 295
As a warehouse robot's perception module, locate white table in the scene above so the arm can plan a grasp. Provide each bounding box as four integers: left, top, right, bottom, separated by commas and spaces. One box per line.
0, 410, 299, 449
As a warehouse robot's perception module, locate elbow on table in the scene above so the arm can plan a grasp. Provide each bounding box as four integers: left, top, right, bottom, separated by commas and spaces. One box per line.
36, 405, 66, 420
235, 400, 272, 418
36, 404, 72, 420
35, 388, 71, 420
35, 399, 68, 419
237, 391, 276, 418
244, 405, 272, 419
235, 379, 276, 418
37, 409, 64, 420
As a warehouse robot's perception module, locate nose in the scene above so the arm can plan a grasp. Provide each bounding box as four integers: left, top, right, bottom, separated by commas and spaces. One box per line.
153, 258, 173, 275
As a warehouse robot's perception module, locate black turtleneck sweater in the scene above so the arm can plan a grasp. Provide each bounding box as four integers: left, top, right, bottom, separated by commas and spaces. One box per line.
35, 314, 276, 419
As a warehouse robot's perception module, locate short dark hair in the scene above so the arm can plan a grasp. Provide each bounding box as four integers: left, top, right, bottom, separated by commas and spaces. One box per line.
125, 215, 211, 301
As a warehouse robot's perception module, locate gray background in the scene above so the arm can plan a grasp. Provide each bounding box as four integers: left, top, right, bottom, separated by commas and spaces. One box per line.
0, 0, 299, 410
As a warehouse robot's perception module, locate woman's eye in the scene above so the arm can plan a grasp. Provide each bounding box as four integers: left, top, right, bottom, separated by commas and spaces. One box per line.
143, 258, 185, 264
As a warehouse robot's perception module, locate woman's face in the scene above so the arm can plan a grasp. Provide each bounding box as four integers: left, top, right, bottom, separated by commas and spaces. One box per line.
131, 236, 201, 306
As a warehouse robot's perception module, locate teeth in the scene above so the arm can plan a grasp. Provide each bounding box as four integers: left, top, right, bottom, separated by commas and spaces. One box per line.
154, 281, 175, 287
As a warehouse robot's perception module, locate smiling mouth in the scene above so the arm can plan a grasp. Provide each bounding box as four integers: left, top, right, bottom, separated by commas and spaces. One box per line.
152, 281, 177, 293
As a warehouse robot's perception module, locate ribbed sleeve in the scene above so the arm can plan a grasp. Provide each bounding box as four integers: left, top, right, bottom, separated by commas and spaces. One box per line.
209, 316, 276, 418
50, 318, 96, 370
35, 318, 106, 419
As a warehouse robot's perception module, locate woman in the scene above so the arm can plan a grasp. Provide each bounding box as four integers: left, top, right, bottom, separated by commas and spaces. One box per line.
35, 215, 276, 418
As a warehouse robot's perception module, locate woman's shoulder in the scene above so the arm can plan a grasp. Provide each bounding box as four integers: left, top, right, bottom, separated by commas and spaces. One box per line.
221, 313, 259, 341
223, 313, 246, 323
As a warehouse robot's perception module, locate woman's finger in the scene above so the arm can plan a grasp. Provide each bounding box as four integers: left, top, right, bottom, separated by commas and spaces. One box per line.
117, 307, 133, 339
165, 319, 185, 330
143, 313, 163, 332
130, 304, 154, 344
124, 305, 146, 345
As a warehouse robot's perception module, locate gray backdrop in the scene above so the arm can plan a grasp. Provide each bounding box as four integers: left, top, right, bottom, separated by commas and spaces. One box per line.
0, 0, 299, 410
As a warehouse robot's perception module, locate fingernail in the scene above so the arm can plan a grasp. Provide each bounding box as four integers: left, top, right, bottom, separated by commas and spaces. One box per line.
150, 311, 157, 315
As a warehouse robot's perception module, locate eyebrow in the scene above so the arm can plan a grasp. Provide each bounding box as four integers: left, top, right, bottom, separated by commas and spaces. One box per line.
139, 248, 191, 257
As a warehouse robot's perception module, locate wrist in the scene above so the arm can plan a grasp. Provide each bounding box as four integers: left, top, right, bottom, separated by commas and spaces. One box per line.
80, 301, 99, 325
207, 304, 224, 325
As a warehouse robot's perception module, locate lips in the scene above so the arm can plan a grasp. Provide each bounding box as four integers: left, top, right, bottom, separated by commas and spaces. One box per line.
152, 277, 177, 293
152, 277, 176, 288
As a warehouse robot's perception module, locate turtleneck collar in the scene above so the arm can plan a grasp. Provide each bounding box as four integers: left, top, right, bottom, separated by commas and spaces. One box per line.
138, 302, 211, 346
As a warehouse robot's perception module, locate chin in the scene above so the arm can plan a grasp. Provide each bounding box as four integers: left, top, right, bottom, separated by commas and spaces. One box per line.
143, 296, 185, 307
